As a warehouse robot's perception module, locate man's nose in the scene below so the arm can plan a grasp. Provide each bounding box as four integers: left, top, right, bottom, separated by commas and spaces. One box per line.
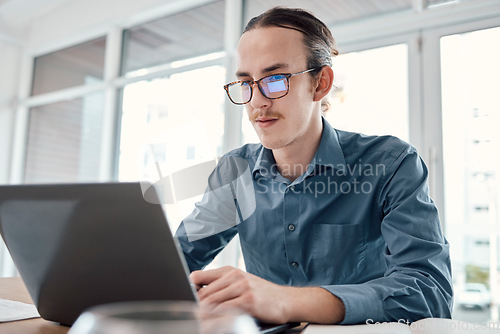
250, 84, 271, 109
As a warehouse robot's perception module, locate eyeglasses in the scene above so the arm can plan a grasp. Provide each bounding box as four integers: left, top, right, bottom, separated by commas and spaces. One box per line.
223, 68, 319, 105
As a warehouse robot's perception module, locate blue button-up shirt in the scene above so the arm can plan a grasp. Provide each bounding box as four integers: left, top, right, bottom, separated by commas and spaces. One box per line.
175, 118, 453, 324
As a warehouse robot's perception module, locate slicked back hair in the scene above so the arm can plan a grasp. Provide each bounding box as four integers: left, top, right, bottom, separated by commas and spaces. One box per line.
243, 7, 338, 74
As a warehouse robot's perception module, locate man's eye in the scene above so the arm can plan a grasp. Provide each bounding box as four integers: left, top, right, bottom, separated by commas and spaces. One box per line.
268, 75, 286, 81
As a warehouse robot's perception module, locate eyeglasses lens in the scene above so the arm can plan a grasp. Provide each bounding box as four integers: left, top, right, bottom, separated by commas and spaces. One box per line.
228, 82, 251, 104
261, 75, 288, 98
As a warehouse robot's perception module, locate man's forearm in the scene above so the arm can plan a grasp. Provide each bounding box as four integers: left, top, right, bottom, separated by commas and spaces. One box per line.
283, 286, 345, 324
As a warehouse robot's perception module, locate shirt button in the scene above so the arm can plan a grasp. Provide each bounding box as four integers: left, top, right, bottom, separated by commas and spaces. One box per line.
290, 185, 295, 191
288, 224, 295, 232
291, 262, 299, 268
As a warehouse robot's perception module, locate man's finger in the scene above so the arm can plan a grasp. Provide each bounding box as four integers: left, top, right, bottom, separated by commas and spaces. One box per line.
199, 283, 242, 307
190, 266, 233, 286
196, 272, 237, 300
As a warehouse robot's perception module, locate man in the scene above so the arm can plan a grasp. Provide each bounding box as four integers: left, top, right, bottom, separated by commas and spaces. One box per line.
175, 6, 453, 325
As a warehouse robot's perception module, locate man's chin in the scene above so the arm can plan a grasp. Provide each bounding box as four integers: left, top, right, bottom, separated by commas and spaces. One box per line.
259, 138, 284, 150
253, 128, 287, 150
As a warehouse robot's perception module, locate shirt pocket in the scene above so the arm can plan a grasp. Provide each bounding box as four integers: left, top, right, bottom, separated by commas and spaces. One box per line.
306, 222, 366, 283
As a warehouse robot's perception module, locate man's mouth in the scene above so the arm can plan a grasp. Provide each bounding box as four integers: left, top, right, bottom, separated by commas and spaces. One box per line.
255, 116, 279, 128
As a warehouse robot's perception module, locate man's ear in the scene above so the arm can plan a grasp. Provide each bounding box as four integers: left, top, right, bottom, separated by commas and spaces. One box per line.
313, 66, 334, 102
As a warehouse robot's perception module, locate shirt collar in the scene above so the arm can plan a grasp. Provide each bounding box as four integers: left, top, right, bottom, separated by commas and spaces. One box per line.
252, 145, 278, 179
312, 117, 347, 169
252, 117, 347, 179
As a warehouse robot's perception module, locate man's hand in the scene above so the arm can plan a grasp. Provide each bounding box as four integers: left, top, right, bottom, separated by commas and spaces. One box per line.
190, 266, 345, 324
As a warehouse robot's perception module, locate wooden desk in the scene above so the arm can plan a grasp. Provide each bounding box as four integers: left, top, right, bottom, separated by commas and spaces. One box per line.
1, 277, 306, 333
0, 277, 69, 333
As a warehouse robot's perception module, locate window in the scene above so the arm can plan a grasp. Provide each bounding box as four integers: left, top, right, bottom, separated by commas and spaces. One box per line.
243, 44, 410, 143
24, 37, 107, 184
25, 93, 105, 183
121, 1, 225, 75
1, 0, 234, 278
325, 44, 409, 140
116, 1, 233, 270
31, 37, 106, 96
441, 26, 500, 321
117, 66, 226, 231
117, 1, 226, 232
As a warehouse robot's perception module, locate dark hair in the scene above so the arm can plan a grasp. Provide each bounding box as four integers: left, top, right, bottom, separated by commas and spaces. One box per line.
243, 6, 338, 71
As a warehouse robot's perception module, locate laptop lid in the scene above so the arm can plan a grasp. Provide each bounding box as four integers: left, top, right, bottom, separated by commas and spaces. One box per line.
0, 182, 197, 325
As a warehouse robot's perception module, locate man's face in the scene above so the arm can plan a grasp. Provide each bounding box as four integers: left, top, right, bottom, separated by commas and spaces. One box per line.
236, 26, 321, 151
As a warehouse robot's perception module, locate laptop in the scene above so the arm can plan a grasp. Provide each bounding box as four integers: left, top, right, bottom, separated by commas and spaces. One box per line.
0, 182, 298, 333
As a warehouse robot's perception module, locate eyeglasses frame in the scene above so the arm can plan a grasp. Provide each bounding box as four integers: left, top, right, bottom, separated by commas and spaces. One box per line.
223, 67, 321, 105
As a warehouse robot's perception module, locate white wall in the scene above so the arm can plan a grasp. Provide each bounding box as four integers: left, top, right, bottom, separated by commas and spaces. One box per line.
0, 40, 20, 275
0, 108, 13, 184
0, 40, 21, 184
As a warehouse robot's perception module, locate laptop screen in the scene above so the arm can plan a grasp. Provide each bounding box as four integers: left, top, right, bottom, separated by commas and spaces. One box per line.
0, 182, 196, 325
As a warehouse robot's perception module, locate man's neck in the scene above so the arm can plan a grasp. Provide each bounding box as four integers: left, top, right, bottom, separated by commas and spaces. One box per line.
272, 119, 323, 182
